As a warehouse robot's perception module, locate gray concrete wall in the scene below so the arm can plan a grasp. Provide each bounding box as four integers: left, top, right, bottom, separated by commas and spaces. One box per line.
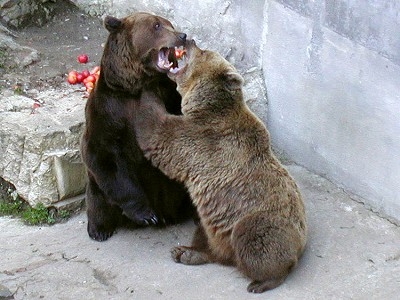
73, 0, 400, 222
263, 0, 400, 222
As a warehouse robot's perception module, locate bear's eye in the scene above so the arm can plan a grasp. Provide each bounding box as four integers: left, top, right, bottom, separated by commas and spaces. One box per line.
154, 22, 161, 30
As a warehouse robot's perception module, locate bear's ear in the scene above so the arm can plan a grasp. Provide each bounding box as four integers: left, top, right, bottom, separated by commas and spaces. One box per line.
224, 71, 244, 91
104, 16, 123, 33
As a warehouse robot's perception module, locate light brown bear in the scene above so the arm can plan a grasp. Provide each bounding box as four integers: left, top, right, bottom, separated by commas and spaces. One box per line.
134, 40, 307, 293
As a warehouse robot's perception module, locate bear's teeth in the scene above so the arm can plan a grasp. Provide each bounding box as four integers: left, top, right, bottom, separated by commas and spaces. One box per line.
169, 67, 180, 74
157, 58, 173, 70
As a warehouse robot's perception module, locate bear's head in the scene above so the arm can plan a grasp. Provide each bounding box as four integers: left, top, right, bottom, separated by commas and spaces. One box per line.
164, 40, 244, 114
100, 12, 187, 92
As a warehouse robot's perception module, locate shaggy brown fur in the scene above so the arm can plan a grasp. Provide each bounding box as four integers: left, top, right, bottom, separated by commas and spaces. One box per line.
134, 40, 307, 293
80, 12, 193, 242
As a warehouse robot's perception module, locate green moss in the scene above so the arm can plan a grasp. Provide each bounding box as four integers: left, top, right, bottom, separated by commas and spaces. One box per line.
0, 199, 25, 216
22, 203, 56, 225
58, 209, 71, 219
0, 178, 73, 225
0, 200, 73, 225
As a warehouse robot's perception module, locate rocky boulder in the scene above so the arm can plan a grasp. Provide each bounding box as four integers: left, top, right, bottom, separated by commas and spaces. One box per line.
0, 87, 87, 208
0, 2, 100, 210
0, 0, 59, 28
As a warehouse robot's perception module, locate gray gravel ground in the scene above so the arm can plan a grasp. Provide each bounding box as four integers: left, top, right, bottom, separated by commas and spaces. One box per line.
1, 165, 399, 300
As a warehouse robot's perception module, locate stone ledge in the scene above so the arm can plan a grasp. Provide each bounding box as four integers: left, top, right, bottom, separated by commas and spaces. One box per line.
0, 86, 87, 207
51, 193, 85, 213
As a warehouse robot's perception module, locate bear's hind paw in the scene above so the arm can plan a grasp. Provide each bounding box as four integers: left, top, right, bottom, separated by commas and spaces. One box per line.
171, 246, 209, 265
247, 277, 285, 293
88, 225, 115, 242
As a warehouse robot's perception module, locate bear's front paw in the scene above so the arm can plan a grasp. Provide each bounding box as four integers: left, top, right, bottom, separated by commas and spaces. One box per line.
122, 206, 159, 226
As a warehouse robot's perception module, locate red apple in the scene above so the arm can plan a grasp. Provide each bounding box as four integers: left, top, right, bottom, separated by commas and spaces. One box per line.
81, 69, 90, 78
86, 75, 96, 83
67, 71, 78, 84
68, 70, 78, 77
31, 102, 41, 114
76, 73, 84, 83
85, 81, 94, 93
85, 81, 94, 88
77, 54, 89, 64
90, 66, 100, 75
175, 48, 185, 59
67, 75, 77, 84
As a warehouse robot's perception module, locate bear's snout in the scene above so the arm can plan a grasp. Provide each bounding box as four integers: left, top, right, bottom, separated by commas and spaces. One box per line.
178, 32, 187, 42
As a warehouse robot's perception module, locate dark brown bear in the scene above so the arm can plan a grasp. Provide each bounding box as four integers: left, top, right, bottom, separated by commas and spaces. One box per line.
134, 40, 307, 293
80, 12, 192, 242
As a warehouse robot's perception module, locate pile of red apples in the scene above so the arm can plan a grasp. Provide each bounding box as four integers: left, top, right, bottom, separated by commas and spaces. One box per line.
67, 54, 100, 94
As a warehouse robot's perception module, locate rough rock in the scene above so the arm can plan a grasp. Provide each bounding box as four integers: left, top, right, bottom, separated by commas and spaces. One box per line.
0, 284, 13, 298
0, 29, 39, 71
0, 4, 102, 209
0, 0, 58, 28
0, 87, 87, 207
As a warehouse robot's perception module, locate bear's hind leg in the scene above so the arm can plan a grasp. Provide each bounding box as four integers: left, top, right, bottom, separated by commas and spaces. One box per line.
232, 212, 302, 293
171, 224, 211, 265
86, 178, 121, 241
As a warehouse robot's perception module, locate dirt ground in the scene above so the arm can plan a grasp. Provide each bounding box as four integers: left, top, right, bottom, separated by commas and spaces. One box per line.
1, 165, 400, 299
0, 2, 106, 95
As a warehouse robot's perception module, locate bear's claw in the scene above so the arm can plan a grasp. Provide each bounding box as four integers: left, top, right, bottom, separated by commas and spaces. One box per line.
122, 207, 159, 226
90, 230, 114, 242
87, 223, 115, 242
150, 215, 158, 224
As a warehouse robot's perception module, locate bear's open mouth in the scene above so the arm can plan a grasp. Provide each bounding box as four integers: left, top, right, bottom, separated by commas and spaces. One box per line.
157, 46, 187, 74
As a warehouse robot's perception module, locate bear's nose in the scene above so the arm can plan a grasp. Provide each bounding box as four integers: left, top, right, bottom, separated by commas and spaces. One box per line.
178, 33, 187, 41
